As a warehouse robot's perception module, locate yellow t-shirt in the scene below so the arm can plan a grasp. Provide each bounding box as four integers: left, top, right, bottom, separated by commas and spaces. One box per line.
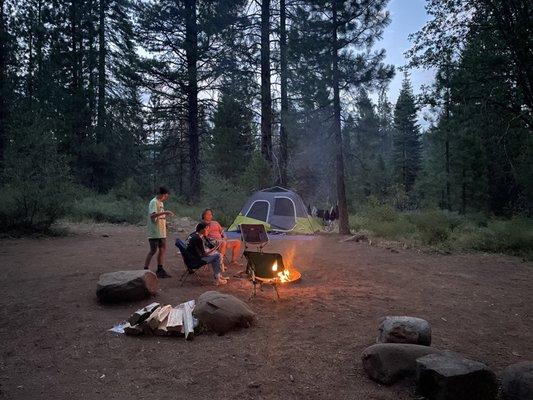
148, 197, 166, 239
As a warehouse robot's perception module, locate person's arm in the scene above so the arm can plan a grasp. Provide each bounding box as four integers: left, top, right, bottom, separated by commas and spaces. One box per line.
150, 210, 174, 221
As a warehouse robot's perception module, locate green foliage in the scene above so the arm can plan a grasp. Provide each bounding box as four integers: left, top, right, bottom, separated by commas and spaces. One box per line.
239, 152, 274, 193
350, 203, 532, 259
71, 194, 144, 224
209, 89, 253, 179
392, 75, 421, 193
200, 173, 247, 227
0, 114, 73, 233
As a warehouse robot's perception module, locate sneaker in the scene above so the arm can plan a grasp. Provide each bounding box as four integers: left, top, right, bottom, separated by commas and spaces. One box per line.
156, 268, 172, 278
214, 277, 228, 286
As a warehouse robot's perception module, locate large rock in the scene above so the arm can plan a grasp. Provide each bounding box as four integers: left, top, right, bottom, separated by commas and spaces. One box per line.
377, 316, 431, 346
501, 361, 533, 400
193, 291, 256, 335
361, 343, 443, 385
96, 270, 158, 303
416, 353, 497, 400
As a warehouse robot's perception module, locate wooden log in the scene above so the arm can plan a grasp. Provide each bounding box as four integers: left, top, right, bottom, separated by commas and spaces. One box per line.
128, 302, 160, 325
182, 300, 195, 340
154, 315, 170, 336
123, 322, 143, 336
166, 307, 184, 333
149, 304, 172, 330
142, 305, 161, 334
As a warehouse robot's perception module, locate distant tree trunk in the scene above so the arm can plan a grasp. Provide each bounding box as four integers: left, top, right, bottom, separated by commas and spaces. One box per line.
331, 0, 350, 235
0, 0, 6, 173
279, 0, 288, 186
185, 0, 200, 198
97, 0, 106, 142
260, 0, 272, 164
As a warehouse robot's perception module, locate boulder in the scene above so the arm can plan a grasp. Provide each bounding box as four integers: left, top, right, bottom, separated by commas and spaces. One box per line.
361, 343, 443, 385
193, 291, 256, 335
416, 353, 497, 400
96, 270, 158, 303
501, 361, 533, 400
377, 316, 431, 346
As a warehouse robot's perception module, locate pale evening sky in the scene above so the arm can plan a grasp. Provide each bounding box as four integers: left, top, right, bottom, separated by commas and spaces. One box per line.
377, 0, 435, 111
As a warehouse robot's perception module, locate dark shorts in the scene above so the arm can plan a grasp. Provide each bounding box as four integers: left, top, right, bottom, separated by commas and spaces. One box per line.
148, 238, 166, 252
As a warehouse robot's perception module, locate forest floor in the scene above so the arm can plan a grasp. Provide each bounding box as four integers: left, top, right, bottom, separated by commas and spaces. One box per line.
0, 222, 532, 400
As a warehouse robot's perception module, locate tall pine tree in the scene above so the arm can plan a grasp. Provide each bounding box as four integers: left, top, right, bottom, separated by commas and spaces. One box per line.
392, 75, 421, 193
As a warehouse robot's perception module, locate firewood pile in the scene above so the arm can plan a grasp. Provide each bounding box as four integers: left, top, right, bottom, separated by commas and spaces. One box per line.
120, 300, 197, 340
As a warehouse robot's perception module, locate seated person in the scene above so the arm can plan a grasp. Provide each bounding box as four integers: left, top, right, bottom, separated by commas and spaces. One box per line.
201, 208, 242, 267
186, 222, 228, 285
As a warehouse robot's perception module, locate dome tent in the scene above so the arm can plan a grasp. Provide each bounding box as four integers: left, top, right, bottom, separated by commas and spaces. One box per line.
228, 187, 321, 234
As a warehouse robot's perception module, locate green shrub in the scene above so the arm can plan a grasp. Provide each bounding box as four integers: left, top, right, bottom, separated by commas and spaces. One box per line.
71, 194, 144, 224
0, 115, 74, 234
454, 218, 533, 259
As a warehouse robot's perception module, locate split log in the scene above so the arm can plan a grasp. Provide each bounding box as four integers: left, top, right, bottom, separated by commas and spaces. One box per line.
149, 305, 172, 330
123, 322, 143, 336
167, 307, 184, 333
142, 305, 161, 333
182, 300, 195, 340
154, 316, 170, 336
128, 302, 160, 325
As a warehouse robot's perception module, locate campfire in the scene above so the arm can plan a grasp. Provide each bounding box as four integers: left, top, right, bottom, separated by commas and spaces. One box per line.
243, 250, 301, 299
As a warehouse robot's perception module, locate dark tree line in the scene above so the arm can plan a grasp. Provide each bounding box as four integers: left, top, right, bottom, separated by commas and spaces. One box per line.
0, 0, 530, 233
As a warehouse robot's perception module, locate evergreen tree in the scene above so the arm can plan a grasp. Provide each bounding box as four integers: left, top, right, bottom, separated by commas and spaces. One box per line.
288, 0, 394, 233
392, 75, 421, 193
210, 88, 254, 180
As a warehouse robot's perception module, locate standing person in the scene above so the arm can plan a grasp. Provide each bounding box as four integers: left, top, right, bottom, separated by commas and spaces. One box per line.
186, 222, 228, 285
144, 186, 174, 278
201, 208, 242, 267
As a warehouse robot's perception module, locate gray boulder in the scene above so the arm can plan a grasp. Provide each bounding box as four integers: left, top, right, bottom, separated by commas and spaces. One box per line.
361, 343, 443, 385
377, 316, 431, 346
193, 291, 256, 335
416, 353, 497, 400
501, 361, 533, 400
96, 270, 158, 303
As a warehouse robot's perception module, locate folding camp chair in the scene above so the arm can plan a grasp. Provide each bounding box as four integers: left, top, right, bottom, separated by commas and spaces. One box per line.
243, 250, 286, 299
239, 224, 269, 253
175, 238, 208, 286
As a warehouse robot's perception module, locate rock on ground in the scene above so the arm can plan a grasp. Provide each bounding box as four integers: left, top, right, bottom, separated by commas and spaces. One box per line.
501, 361, 533, 400
361, 343, 443, 385
193, 291, 256, 335
416, 353, 497, 400
377, 316, 431, 346
96, 270, 158, 303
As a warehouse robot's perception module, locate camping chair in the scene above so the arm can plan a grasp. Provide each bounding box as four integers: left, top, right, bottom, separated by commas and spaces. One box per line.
239, 224, 269, 253
175, 238, 209, 286
242, 250, 286, 300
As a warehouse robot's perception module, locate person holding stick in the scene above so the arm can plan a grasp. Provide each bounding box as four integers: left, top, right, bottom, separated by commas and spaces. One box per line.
144, 186, 174, 278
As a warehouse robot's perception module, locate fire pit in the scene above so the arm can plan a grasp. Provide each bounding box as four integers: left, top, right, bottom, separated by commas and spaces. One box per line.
243, 250, 301, 299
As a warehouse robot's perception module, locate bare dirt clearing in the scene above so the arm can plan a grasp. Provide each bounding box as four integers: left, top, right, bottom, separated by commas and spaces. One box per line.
0, 223, 531, 399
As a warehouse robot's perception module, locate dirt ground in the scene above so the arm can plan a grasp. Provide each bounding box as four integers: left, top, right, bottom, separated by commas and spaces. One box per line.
0, 222, 531, 400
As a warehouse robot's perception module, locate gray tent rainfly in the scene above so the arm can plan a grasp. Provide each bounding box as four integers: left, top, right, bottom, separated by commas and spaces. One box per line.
228, 187, 320, 234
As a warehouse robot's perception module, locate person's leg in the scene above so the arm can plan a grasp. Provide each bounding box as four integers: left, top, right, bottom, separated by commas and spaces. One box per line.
144, 239, 158, 269
155, 239, 171, 278
157, 239, 166, 266
227, 240, 241, 262
218, 240, 227, 257
202, 253, 226, 283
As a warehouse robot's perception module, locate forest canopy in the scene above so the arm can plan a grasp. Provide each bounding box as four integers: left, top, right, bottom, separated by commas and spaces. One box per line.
0, 0, 531, 242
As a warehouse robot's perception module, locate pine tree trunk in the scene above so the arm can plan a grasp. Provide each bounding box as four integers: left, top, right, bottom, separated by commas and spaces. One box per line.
332, 0, 350, 235
279, 0, 288, 186
0, 0, 7, 173
260, 0, 272, 164
185, 0, 200, 198
97, 0, 106, 142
